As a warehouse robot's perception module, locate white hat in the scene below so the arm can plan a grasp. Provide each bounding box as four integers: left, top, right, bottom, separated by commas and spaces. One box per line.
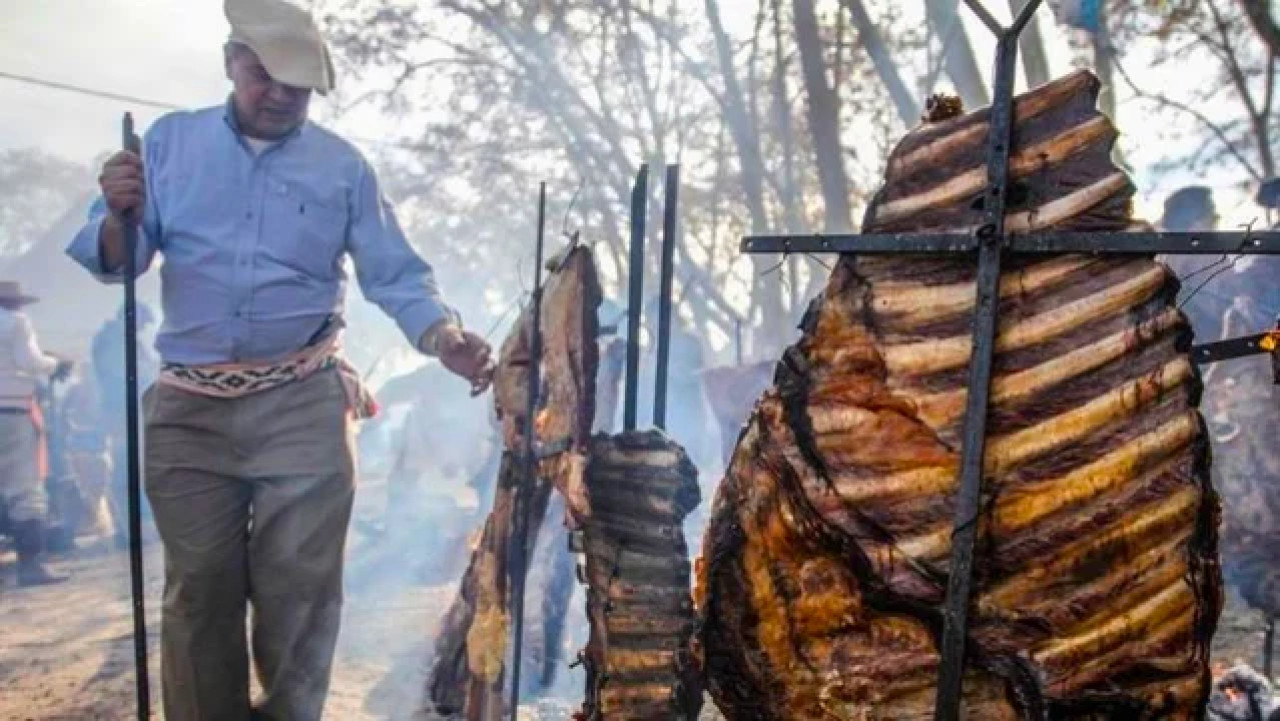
225, 0, 336, 96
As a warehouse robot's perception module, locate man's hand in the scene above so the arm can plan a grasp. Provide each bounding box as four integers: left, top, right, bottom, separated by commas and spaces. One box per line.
435, 325, 495, 396
96, 150, 147, 272
99, 150, 146, 221
51, 359, 74, 384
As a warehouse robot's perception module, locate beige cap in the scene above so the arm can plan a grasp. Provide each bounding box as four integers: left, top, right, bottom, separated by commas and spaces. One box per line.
225, 0, 335, 95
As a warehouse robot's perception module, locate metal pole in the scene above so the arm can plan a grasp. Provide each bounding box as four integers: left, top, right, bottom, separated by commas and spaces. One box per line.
121, 112, 151, 721
934, 5, 1031, 717
734, 320, 743, 367
508, 182, 547, 720
1265, 617, 1275, 680
653, 165, 680, 430
623, 165, 649, 432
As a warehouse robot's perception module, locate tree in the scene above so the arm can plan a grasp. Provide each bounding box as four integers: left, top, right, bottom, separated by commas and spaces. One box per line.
793, 0, 854, 232
1105, 0, 1278, 185
320, 0, 913, 360
1238, 0, 1280, 57
924, 0, 990, 108
0, 149, 88, 259
1010, 0, 1052, 88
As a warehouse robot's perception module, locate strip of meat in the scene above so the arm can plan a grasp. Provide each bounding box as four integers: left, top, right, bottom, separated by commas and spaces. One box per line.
579, 430, 703, 720
426, 247, 602, 719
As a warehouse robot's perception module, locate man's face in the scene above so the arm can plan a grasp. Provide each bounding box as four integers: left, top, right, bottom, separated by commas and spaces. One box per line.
224, 44, 312, 140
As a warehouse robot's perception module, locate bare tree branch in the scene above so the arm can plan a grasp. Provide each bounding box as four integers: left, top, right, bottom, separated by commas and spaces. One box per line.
1112, 52, 1264, 180
1238, 0, 1280, 57
1207, 0, 1276, 175
838, 0, 919, 125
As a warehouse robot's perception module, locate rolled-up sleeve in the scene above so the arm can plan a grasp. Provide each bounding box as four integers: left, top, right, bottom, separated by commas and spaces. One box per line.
12, 315, 57, 377
65, 130, 163, 283
346, 159, 457, 350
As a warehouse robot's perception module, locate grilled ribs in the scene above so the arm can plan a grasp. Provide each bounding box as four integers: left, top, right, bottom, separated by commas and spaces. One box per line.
697, 70, 1222, 719
579, 430, 703, 720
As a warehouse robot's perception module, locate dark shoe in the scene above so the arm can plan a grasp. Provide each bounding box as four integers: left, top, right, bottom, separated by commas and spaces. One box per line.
14, 520, 69, 587
18, 561, 68, 587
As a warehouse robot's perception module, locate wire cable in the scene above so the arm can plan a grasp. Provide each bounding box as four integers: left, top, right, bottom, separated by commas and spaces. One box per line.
0, 69, 426, 153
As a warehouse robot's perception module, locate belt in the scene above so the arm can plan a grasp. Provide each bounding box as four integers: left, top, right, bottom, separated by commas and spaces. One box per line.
158, 333, 378, 419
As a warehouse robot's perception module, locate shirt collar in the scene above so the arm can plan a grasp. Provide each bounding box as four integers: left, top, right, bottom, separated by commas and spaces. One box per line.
220, 95, 307, 150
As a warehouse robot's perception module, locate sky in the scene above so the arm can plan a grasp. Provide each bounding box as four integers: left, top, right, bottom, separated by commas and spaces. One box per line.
0, 1, 1265, 229
0, 1, 229, 159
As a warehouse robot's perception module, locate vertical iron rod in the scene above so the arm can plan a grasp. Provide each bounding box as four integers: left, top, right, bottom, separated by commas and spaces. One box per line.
734, 320, 743, 366
508, 182, 547, 720
1265, 617, 1275, 680
1010, 0, 1043, 34
121, 112, 151, 721
623, 165, 649, 432
653, 165, 680, 430
961, 0, 1004, 34
934, 24, 1021, 721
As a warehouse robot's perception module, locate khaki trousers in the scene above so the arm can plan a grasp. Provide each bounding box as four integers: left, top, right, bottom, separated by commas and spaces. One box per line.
0, 411, 44, 523
144, 368, 356, 721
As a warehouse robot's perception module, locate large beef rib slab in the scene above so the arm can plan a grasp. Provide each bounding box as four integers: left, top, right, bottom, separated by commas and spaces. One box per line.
696, 70, 1222, 720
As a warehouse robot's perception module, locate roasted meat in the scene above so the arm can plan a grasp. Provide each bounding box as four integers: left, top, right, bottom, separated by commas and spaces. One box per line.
697, 70, 1222, 720
579, 430, 703, 720
428, 246, 601, 720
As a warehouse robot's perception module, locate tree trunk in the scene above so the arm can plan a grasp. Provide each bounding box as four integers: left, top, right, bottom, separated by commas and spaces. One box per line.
1209, 0, 1277, 178
1092, 3, 1118, 122
772, 0, 806, 314
705, 0, 789, 349
793, 0, 854, 232
1239, 0, 1280, 58
1009, 0, 1052, 88
703, 0, 768, 233
839, 0, 920, 125
925, 0, 989, 108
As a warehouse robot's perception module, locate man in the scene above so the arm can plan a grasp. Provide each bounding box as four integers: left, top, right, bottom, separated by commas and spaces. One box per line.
91, 302, 160, 546
0, 281, 72, 586
1159, 185, 1279, 339
65, 1, 492, 718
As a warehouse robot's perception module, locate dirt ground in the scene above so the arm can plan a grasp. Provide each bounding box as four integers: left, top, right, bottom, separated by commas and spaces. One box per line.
0, 532, 1271, 721
0, 538, 437, 721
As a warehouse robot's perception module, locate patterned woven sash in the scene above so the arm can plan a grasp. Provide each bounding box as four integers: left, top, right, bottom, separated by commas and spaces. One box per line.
158, 333, 378, 419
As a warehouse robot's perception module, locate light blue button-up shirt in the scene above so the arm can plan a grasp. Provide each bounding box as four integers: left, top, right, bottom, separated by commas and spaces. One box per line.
66, 101, 454, 365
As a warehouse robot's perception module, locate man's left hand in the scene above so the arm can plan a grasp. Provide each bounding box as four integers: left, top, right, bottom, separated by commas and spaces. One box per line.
435, 325, 494, 395
51, 359, 74, 383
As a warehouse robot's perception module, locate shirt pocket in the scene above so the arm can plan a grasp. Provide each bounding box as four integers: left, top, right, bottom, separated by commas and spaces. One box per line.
262, 179, 349, 280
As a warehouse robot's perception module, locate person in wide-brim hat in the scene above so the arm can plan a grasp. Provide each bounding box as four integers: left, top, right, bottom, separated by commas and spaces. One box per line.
0, 281, 40, 309
0, 277, 70, 587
